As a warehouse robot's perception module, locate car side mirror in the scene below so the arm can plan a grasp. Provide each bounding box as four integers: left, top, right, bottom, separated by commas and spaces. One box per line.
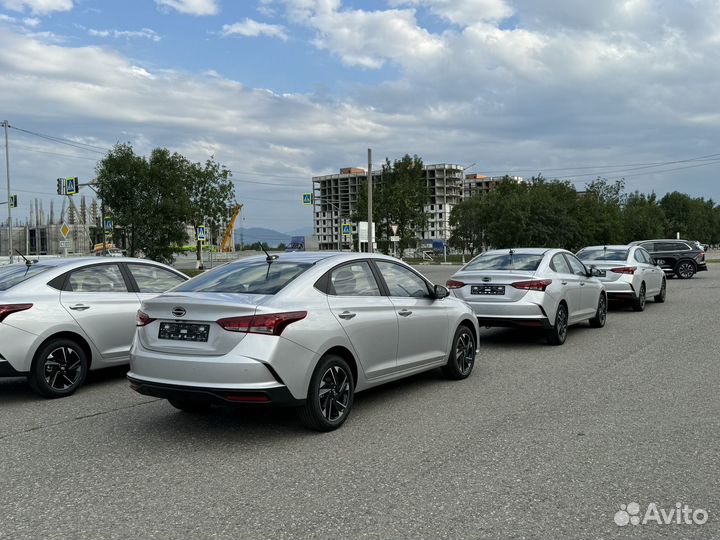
433, 284, 449, 299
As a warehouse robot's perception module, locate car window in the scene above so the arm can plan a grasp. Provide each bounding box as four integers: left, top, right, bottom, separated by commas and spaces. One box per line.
564, 254, 588, 277
464, 252, 544, 271
329, 262, 381, 296
375, 261, 430, 298
656, 242, 686, 252
174, 260, 311, 294
550, 254, 572, 274
68, 264, 128, 292
127, 263, 186, 293
0, 264, 52, 291
639, 248, 654, 264
633, 250, 646, 264
640, 242, 656, 251
577, 248, 629, 261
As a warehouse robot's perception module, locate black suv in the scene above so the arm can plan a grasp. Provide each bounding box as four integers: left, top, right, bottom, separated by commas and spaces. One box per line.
630, 239, 707, 279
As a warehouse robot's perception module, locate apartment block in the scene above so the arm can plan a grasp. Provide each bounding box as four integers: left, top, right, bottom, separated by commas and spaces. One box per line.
464, 174, 524, 198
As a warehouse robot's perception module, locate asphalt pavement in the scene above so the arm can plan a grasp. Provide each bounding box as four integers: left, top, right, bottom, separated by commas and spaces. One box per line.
1, 265, 718, 539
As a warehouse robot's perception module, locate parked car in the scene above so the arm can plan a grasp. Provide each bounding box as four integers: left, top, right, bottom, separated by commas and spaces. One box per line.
128, 252, 479, 431
447, 248, 607, 345
576, 245, 666, 310
0, 258, 188, 398
629, 239, 707, 279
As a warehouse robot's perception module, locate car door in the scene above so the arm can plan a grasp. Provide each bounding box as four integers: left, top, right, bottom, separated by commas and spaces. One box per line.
125, 262, 187, 303
652, 242, 679, 272
325, 261, 399, 379
551, 253, 583, 321
59, 263, 139, 363
635, 248, 662, 295
564, 254, 598, 319
373, 260, 449, 371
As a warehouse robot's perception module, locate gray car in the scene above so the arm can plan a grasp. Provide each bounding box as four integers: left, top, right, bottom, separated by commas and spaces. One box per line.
576, 245, 666, 310
447, 248, 607, 345
128, 252, 479, 431
0, 257, 188, 397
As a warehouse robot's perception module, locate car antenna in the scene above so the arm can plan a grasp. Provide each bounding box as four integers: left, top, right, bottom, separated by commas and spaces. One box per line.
14, 249, 33, 267
261, 245, 279, 263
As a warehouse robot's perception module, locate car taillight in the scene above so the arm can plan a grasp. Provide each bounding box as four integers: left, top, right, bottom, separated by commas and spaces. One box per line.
511, 279, 552, 291
217, 311, 307, 336
0, 304, 33, 323
136, 310, 155, 327
446, 280, 465, 289
698, 252, 705, 261
610, 266, 636, 274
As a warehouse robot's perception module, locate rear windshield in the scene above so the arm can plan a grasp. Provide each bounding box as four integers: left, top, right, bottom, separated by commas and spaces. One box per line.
464, 253, 544, 271
174, 260, 312, 294
577, 249, 629, 262
0, 264, 52, 291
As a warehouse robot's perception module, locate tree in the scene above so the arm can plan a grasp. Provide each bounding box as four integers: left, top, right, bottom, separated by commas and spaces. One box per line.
621, 191, 665, 242
449, 195, 487, 256
354, 154, 429, 255
96, 143, 235, 264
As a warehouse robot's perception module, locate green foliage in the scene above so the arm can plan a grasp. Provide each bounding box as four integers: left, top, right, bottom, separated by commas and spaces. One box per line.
354, 154, 429, 255
96, 143, 235, 264
621, 191, 666, 242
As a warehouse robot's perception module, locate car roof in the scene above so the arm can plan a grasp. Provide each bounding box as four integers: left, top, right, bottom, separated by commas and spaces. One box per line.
629, 239, 694, 244
579, 245, 631, 250
226, 251, 403, 265
481, 248, 553, 256
2, 256, 174, 271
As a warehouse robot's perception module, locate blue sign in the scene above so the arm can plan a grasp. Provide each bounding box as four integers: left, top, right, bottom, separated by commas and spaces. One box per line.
9, 195, 17, 208
342, 223, 352, 236
302, 193, 313, 205
65, 177, 78, 195
104, 219, 113, 230
196, 226, 206, 241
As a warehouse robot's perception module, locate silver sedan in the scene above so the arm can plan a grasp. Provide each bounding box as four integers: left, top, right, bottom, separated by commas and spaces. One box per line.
0, 258, 188, 397
447, 248, 607, 345
128, 252, 479, 431
576, 245, 666, 310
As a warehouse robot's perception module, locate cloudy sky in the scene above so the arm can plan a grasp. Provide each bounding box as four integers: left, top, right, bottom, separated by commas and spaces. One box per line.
1, 0, 719, 232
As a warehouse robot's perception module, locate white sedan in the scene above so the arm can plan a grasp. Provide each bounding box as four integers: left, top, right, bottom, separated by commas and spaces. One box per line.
0, 257, 187, 398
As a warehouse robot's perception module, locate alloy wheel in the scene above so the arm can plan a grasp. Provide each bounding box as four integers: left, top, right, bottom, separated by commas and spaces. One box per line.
598, 295, 607, 325
677, 262, 695, 279
43, 346, 84, 391
557, 306, 568, 341
318, 365, 351, 422
454, 330, 475, 375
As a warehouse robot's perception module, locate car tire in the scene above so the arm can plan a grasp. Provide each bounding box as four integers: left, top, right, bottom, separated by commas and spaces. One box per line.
546, 302, 569, 346
442, 325, 476, 380
299, 354, 354, 432
168, 399, 211, 413
654, 278, 667, 303
28, 338, 88, 399
675, 260, 696, 279
631, 283, 646, 312
589, 293, 607, 328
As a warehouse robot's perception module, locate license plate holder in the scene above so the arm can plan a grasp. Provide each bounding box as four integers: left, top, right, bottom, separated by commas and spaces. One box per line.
158, 322, 210, 342
471, 285, 505, 295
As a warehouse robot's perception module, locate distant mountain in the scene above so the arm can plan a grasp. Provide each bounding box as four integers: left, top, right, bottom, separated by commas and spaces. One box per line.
284, 226, 314, 237
236, 227, 290, 247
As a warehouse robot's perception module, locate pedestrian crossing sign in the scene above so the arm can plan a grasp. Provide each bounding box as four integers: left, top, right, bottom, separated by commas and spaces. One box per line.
342, 224, 352, 236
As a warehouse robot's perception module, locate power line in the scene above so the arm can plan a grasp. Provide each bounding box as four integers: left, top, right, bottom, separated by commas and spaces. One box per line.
8, 125, 108, 154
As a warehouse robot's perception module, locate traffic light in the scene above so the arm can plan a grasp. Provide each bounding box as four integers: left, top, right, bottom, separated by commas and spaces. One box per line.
56, 178, 64, 195
9, 195, 17, 208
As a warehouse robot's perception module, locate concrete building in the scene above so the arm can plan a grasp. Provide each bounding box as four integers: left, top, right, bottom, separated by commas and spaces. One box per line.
464, 174, 524, 198
312, 163, 464, 250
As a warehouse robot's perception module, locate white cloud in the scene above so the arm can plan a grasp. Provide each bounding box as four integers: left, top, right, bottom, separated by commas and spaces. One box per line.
155, 0, 219, 16
222, 18, 287, 41
22, 16, 40, 27
1, 0, 72, 14
88, 28, 161, 42
390, 0, 513, 25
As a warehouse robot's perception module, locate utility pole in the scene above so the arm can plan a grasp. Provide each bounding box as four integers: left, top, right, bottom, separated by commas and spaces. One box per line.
3, 120, 12, 262
367, 148, 373, 253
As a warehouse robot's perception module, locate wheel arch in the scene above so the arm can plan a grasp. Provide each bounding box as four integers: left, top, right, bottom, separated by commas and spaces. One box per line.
322, 345, 358, 389
31, 331, 93, 370
457, 318, 478, 347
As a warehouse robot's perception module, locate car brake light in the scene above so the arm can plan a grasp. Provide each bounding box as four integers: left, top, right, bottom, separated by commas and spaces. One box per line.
0, 304, 33, 323
217, 311, 307, 336
136, 310, 155, 327
446, 280, 465, 289
511, 279, 552, 291
610, 266, 636, 274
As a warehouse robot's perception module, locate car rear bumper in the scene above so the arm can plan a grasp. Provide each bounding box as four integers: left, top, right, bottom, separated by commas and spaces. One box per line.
128, 375, 302, 407
476, 315, 552, 329
0, 323, 37, 374
0, 359, 26, 377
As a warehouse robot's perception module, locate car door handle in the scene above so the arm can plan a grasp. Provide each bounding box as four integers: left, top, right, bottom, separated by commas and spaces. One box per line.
561, 281, 568, 285
69, 304, 90, 311
580, 282, 586, 286
338, 311, 356, 320
398, 309, 413, 317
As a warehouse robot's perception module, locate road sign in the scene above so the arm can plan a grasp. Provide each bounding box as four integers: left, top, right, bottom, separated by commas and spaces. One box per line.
9, 195, 17, 208
390, 224, 399, 235
104, 219, 114, 230
342, 223, 352, 236
196, 226, 207, 241
358, 221, 375, 243
65, 177, 78, 195
302, 193, 313, 205
59, 240, 71, 248
390, 235, 400, 242
60, 222, 70, 238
